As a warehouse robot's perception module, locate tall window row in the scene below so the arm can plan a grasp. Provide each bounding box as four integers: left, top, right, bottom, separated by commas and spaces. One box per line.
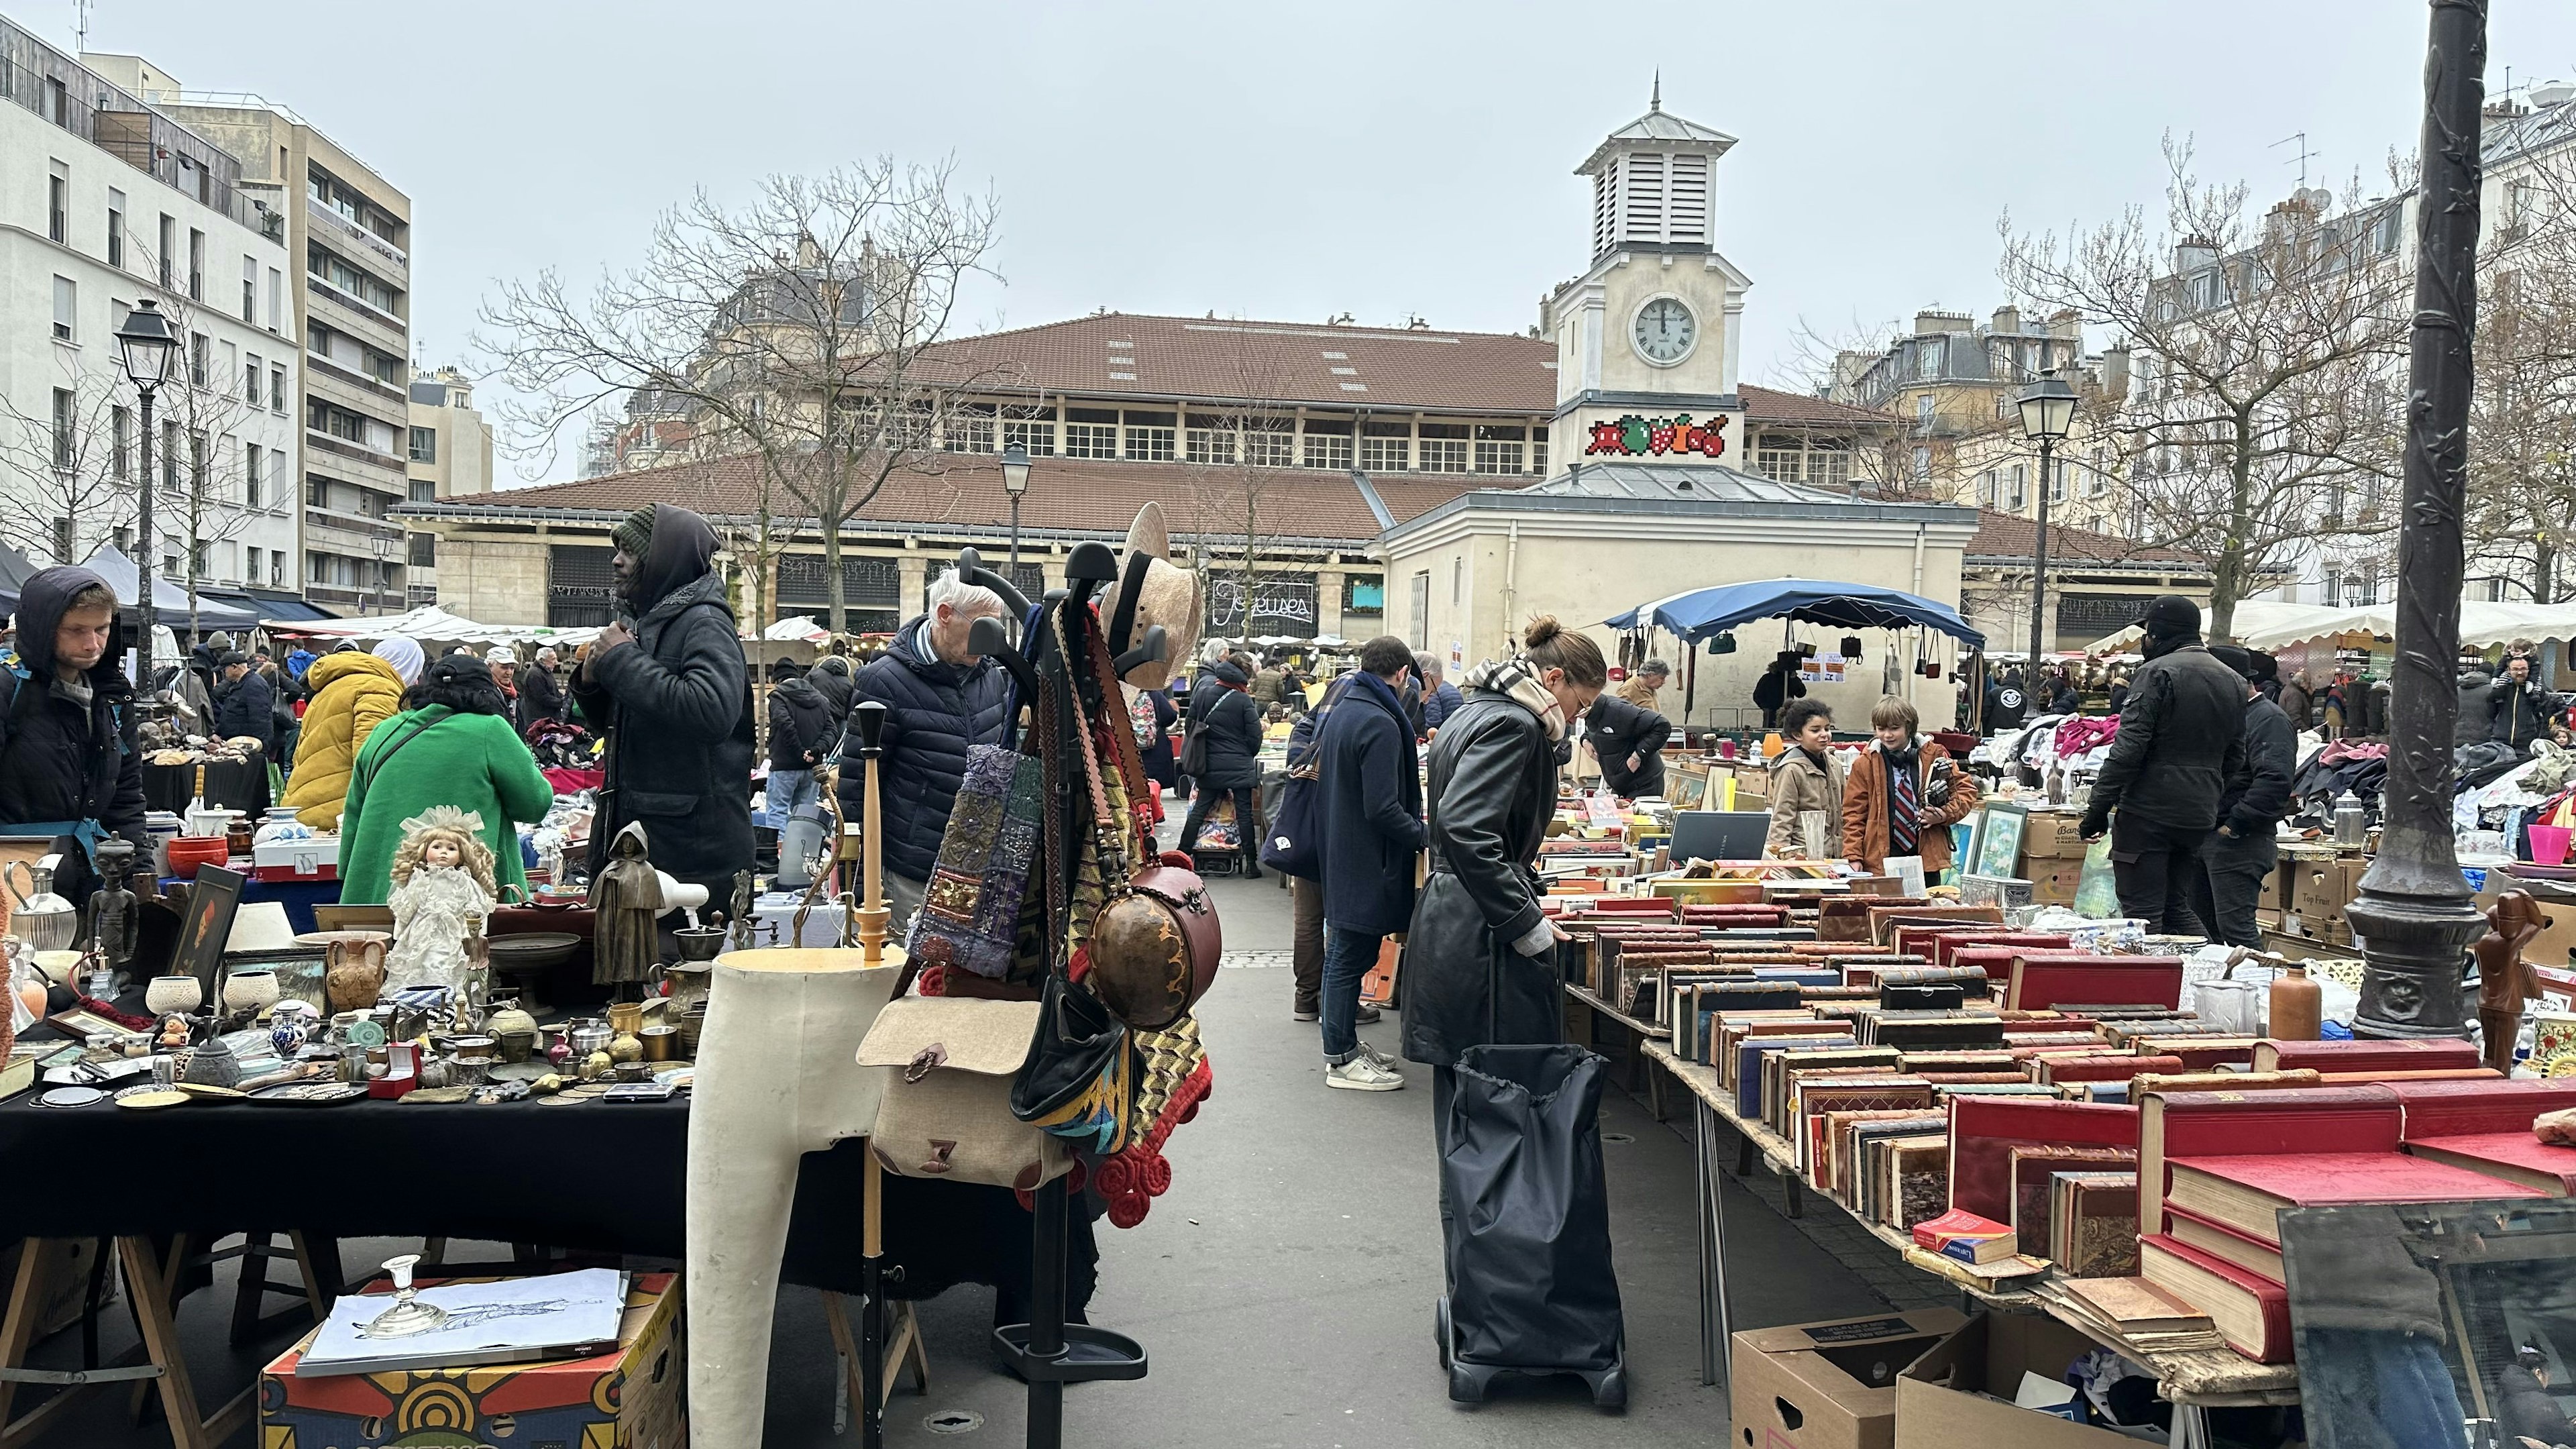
938, 402, 1547, 474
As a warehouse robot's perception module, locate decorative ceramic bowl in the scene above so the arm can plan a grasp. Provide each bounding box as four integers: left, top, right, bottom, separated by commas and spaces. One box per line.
146, 974, 204, 1016
222, 969, 279, 1015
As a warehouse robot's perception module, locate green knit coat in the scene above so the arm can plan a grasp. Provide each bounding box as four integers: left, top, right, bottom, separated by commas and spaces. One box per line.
337, 705, 555, 905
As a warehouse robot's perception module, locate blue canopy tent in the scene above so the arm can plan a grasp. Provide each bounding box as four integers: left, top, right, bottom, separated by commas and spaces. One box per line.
1606, 578, 1985, 648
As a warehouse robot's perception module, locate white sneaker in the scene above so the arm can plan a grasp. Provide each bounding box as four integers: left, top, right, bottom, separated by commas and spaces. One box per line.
1326, 1055, 1405, 1091
1357, 1040, 1402, 1071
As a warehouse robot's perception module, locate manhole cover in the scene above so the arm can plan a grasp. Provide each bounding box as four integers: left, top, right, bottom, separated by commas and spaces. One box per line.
924, 1408, 983, 1434
1603, 1132, 1635, 1144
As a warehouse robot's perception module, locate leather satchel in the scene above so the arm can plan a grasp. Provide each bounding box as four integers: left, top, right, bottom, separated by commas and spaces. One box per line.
859, 996, 1073, 1189
1089, 865, 1220, 1030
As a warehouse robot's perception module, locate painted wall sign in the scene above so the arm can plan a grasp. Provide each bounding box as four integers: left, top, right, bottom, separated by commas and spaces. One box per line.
1584, 413, 1729, 460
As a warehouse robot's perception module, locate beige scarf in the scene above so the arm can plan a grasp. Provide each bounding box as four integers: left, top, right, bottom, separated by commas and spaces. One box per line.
1463, 656, 1567, 741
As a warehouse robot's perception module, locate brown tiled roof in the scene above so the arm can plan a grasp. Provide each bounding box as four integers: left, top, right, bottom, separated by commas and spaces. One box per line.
1966, 508, 2197, 566
1737, 385, 1896, 427
421, 451, 1514, 546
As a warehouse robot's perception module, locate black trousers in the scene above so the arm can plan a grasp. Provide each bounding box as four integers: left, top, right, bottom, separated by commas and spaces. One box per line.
2109, 812, 2208, 936
1179, 782, 1259, 861
2189, 828, 2276, 949
1433, 1063, 1458, 1293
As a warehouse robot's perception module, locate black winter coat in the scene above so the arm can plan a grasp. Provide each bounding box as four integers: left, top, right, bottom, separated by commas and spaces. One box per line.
767, 676, 836, 771
1400, 689, 1566, 1069
0, 568, 148, 873
1190, 687, 1263, 790
1585, 694, 1671, 798
1137, 690, 1178, 790
808, 661, 855, 723
2089, 642, 2247, 832
837, 618, 1014, 883
572, 516, 754, 886
2217, 696, 2297, 839
1316, 673, 1424, 936
213, 670, 275, 750
2493, 676, 2561, 750
519, 662, 565, 730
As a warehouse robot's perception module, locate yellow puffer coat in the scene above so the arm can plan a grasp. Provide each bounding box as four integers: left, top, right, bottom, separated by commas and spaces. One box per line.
281, 652, 407, 827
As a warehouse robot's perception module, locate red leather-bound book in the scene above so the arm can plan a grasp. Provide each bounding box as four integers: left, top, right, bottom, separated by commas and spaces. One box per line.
1929, 931, 2074, 968
2398, 1134, 2576, 1197
2139, 1234, 2294, 1363
1947, 1095, 2139, 1222
2139, 1085, 2403, 1237
2252, 1037, 2482, 1073
2006, 953, 2187, 1011
2165, 1152, 2542, 1244
2388, 1077, 2576, 1134
2039, 1053, 2188, 1085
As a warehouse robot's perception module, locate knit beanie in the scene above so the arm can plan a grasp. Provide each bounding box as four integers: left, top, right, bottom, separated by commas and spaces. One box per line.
612, 506, 656, 559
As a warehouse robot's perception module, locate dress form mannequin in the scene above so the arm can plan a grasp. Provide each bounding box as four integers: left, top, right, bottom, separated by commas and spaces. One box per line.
684, 948, 900, 1446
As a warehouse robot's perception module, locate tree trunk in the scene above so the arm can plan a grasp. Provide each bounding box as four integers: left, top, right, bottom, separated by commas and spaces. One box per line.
822, 507, 846, 635
2537, 537, 2557, 604
2208, 547, 2240, 642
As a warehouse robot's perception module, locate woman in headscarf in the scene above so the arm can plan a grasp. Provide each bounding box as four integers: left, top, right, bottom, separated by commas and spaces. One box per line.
280, 637, 421, 828
337, 653, 553, 904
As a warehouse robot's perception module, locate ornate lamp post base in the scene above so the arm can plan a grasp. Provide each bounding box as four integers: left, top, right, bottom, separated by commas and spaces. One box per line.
2347, 858, 2483, 1039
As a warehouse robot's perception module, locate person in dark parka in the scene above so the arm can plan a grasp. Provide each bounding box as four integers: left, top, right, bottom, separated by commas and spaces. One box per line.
211, 651, 275, 751
1313, 636, 1424, 1090
2190, 647, 2297, 947
1177, 660, 1265, 876
836, 570, 1015, 930
764, 667, 836, 819
1136, 688, 1178, 792
806, 653, 856, 724
572, 503, 755, 927
1583, 691, 1671, 798
2492, 653, 2561, 755
0, 566, 146, 905
2080, 596, 2245, 934
520, 646, 567, 730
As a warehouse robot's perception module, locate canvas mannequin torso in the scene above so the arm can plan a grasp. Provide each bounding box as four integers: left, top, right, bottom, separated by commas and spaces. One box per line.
685, 948, 902, 1446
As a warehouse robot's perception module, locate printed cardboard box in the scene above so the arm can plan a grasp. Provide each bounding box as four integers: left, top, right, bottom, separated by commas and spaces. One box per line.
1729, 1307, 1964, 1449
260, 1272, 683, 1449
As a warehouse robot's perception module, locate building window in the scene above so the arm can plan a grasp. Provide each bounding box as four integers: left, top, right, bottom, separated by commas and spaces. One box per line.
2049, 458, 2067, 503
1754, 443, 1803, 484
1808, 443, 1848, 489
50, 390, 74, 470
241, 257, 257, 322
2008, 462, 2028, 509
1409, 571, 1430, 649
266, 268, 283, 332
1244, 421, 1293, 468
1915, 394, 1935, 428
246, 354, 262, 407
191, 333, 209, 386
1000, 405, 1054, 455
1419, 423, 1469, 472
1303, 423, 1354, 472
189, 430, 208, 492
409, 533, 437, 568
1184, 419, 1236, 466
245, 547, 260, 583
1977, 470, 1998, 506
947, 404, 996, 453
162, 421, 179, 492
188, 229, 205, 301
270, 364, 287, 415
111, 406, 130, 480
1911, 445, 1932, 483
409, 478, 435, 502
1360, 422, 1409, 472
1914, 341, 1941, 378
1122, 411, 1177, 462
1532, 434, 1548, 476
156, 215, 174, 289
47, 162, 67, 244
1064, 421, 1116, 459
246, 444, 264, 507
1473, 425, 1526, 475
409, 426, 437, 463
106, 190, 125, 268
307, 474, 331, 508
52, 276, 74, 342
44, 76, 66, 126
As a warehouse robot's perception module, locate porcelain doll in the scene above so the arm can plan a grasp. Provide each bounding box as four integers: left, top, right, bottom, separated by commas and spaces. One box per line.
384, 808, 498, 994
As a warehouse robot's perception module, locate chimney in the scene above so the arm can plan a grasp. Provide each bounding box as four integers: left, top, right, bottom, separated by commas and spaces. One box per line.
2099, 345, 2131, 404
1990, 305, 2022, 335
2485, 98, 2532, 133
1915, 309, 1970, 336
2173, 236, 2218, 274
2048, 308, 2082, 341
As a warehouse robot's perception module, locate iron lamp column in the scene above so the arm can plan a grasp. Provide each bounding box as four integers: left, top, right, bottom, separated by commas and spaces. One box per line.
1001, 443, 1031, 574
113, 300, 180, 685
2016, 374, 2078, 674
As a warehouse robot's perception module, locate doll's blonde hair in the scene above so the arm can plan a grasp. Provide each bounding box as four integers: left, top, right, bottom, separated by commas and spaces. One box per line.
389, 806, 497, 898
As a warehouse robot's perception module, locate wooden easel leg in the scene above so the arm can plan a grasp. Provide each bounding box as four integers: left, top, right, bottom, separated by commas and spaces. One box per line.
883, 1302, 928, 1395
0, 1239, 52, 1436
820, 1293, 865, 1428
287, 1234, 330, 1320
114, 1238, 252, 1449
126, 1234, 187, 1424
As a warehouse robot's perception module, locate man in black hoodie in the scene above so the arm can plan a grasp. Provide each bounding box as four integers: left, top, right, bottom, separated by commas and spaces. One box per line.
572, 504, 754, 934
2081, 596, 2245, 934
0, 567, 147, 904
765, 664, 834, 821
2190, 647, 2297, 947
2491, 653, 2561, 756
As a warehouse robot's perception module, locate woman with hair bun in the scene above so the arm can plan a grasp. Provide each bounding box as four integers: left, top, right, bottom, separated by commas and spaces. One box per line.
336, 653, 554, 904
1401, 616, 1607, 1240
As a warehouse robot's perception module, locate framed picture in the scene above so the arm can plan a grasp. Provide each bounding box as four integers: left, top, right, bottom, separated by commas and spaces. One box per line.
229, 947, 329, 1014
1668, 765, 1709, 810
172, 865, 248, 1002
1966, 803, 2028, 881
44, 1006, 129, 1042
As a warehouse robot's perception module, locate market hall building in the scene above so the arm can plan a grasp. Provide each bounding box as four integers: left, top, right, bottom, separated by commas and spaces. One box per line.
398, 98, 1976, 720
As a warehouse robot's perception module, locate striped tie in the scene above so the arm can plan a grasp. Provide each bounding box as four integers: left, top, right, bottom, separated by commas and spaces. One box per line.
1888, 754, 1919, 856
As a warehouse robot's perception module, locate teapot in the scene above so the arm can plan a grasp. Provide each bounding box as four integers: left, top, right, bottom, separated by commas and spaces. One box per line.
4, 857, 78, 953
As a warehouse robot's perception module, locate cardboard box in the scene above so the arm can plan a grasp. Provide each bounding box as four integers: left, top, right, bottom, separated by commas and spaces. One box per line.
252, 835, 340, 883
1896, 1311, 2138, 1448
261, 1272, 684, 1449
2288, 857, 2365, 920
2019, 812, 2077, 861
2029, 867, 2083, 906
1731, 1307, 1964, 1449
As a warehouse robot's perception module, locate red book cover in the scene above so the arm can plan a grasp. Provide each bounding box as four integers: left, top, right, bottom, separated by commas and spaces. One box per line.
2006, 956, 2187, 1012
1951, 946, 2027, 981
2162, 1201, 2286, 1283
2257, 1038, 2481, 1073
1930, 932, 2073, 968
2388, 1078, 2576, 1137
2402, 1134, 2576, 1196
2139, 1085, 2403, 1237
2138, 1235, 2294, 1363
1910, 1206, 2012, 1249
1947, 1096, 2139, 1222
2041, 1053, 2188, 1085
2155, 1040, 2263, 1073
2168, 1151, 2542, 1238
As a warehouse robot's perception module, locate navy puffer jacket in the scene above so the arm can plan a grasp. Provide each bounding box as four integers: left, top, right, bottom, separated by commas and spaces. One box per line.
837, 617, 1015, 882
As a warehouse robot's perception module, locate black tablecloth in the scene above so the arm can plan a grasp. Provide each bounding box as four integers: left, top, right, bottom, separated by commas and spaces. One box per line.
142, 759, 271, 816
0, 1089, 1090, 1303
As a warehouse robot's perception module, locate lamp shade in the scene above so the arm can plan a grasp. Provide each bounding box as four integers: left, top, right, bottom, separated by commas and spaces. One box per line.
114, 299, 179, 391
2017, 374, 2078, 441
1000, 443, 1030, 496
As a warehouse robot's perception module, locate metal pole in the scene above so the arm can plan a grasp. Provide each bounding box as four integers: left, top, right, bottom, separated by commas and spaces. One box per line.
1009, 492, 1022, 572
2349, 0, 2488, 1038
136, 386, 157, 685
2027, 435, 2055, 677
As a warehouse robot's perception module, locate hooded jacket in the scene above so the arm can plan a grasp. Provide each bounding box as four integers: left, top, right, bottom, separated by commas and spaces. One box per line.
2493, 672, 2561, 751
837, 615, 1015, 882
2454, 667, 2496, 747
2218, 694, 2298, 839
1843, 736, 1978, 872
0, 566, 146, 855
1765, 744, 1846, 858
518, 657, 565, 729
1583, 692, 1672, 798
1315, 669, 1425, 936
212, 666, 275, 749
766, 674, 835, 771
572, 504, 754, 885
281, 650, 407, 826
2086, 635, 2247, 831
806, 656, 856, 722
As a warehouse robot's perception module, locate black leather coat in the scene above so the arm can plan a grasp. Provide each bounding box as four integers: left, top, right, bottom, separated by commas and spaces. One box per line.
2088, 641, 2247, 832
1399, 688, 1566, 1069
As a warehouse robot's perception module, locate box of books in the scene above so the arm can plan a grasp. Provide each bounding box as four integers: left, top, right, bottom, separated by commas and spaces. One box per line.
259, 1271, 683, 1449
1731, 1308, 1964, 1449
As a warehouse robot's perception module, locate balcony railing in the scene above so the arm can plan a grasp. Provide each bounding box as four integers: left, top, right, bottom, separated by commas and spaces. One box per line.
306, 195, 408, 274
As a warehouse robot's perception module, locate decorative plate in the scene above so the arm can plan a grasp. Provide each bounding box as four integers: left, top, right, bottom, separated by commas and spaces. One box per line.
114, 1089, 192, 1111
37, 1086, 108, 1108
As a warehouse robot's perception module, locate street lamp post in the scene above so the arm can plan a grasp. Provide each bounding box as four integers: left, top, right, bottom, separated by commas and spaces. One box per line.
114, 300, 180, 687
2347, 0, 2489, 1038
372, 534, 392, 616
1000, 443, 1031, 573
2016, 374, 2078, 674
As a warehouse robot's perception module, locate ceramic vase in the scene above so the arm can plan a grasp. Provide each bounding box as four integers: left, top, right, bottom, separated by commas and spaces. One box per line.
146, 974, 203, 1016
223, 968, 279, 1016
325, 936, 389, 1013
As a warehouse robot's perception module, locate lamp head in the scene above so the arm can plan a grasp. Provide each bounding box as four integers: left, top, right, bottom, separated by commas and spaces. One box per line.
1000, 443, 1031, 497
2017, 373, 2078, 441
114, 299, 179, 392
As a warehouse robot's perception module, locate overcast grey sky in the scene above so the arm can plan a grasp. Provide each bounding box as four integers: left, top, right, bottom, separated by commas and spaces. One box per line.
39, 1, 2576, 484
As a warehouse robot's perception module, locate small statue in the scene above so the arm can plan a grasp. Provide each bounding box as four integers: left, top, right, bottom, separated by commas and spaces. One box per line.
2477, 890, 2551, 1073
384, 808, 498, 995
85, 840, 141, 981
590, 822, 663, 992
729, 869, 755, 951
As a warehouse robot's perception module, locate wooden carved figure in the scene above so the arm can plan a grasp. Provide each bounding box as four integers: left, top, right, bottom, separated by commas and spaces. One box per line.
2477, 889, 2551, 1073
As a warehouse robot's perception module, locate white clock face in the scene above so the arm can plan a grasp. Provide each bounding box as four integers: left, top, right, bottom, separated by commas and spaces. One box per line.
1633, 297, 1697, 366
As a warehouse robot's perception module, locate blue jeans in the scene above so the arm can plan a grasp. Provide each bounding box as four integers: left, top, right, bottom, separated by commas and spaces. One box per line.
2298, 1327, 2465, 1449
1322, 925, 1383, 1063
768, 768, 821, 817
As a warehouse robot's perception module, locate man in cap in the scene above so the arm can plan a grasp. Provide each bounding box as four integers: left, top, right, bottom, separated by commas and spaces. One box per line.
2189, 646, 2296, 947
484, 645, 522, 729
0, 567, 146, 902
211, 649, 276, 753
572, 504, 753, 934
2080, 596, 2245, 933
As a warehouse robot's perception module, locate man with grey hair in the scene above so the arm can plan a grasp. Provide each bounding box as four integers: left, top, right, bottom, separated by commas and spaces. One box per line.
522, 645, 566, 728
839, 568, 1015, 928
1416, 651, 1464, 733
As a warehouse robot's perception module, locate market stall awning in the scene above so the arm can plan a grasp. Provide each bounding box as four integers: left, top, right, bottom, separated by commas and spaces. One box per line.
76, 547, 260, 630
262, 603, 600, 648
2088, 599, 2576, 655
0, 541, 39, 615
1605, 578, 1986, 649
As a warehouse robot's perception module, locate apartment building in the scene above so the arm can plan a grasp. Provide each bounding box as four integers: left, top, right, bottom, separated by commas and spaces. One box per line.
400, 365, 493, 606
0, 21, 299, 608
87, 56, 416, 615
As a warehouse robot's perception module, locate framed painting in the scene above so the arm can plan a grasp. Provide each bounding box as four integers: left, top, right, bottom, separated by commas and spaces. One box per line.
1668, 765, 1710, 810
1966, 804, 2028, 883
172, 865, 248, 1002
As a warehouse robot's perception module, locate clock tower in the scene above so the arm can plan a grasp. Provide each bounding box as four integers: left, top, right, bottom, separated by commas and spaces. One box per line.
1540, 86, 1752, 476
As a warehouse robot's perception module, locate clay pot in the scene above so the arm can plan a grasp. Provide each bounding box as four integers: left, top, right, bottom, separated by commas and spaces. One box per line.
323, 936, 390, 1013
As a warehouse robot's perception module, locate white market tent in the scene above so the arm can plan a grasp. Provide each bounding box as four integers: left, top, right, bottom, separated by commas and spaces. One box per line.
261, 604, 601, 650
2088, 599, 2576, 653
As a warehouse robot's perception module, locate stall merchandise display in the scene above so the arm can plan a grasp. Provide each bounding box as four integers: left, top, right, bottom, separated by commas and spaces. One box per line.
382, 809, 497, 994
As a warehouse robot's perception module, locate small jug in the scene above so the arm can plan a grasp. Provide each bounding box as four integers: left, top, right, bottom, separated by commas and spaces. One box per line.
325, 935, 390, 1013
3, 858, 78, 953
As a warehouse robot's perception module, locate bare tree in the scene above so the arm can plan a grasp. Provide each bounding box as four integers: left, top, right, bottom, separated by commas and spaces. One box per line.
480, 160, 1006, 631
1179, 322, 1304, 639
2000, 138, 2412, 636
0, 361, 135, 565
152, 287, 278, 637
2464, 139, 2576, 601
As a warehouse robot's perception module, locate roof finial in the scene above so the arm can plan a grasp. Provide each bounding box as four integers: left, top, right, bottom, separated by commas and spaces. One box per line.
1650, 70, 1661, 112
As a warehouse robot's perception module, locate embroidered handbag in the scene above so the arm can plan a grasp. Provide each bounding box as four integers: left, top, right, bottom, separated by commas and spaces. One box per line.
904, 745, 1044, 980
859, 996, 1073, 1189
